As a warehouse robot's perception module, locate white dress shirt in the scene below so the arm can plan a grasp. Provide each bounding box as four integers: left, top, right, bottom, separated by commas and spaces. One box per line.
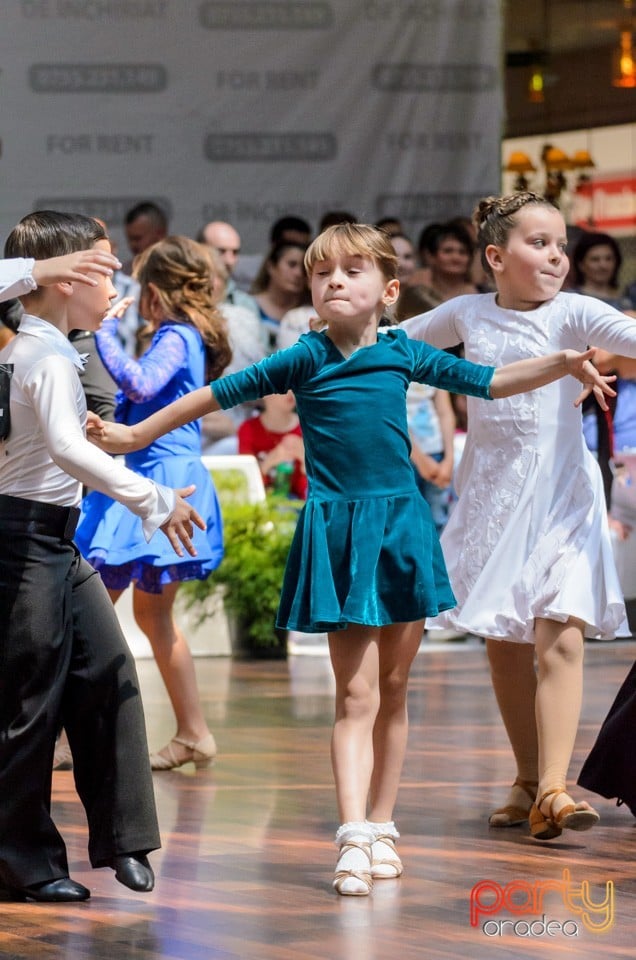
0, 314, 173, 540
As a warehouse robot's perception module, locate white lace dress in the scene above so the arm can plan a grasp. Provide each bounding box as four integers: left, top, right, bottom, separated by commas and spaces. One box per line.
403, 292, 636, 643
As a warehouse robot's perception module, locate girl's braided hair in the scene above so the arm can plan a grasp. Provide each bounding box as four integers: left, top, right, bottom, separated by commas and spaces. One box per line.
473, 192, 560, 276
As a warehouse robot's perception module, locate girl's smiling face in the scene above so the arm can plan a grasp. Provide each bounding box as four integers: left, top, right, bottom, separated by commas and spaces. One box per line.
310, 253, 399, 327
487, 205, 569, 311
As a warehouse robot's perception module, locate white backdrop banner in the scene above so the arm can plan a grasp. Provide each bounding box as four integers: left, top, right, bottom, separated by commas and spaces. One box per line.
1, 0, 502, 254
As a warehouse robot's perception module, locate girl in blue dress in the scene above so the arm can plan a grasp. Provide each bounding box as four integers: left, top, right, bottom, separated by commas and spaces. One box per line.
76, 235, 231, 772
87, 224, 612, 896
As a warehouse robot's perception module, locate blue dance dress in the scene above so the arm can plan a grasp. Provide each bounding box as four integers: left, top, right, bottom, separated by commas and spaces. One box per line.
212, 328, 494, 632
76, 320, 223, 593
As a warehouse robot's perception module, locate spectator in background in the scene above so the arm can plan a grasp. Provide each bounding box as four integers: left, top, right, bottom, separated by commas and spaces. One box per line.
447, 214, 493, 291
571, 231, 636, 312
390, 233, 417, 284
123, 202, 168, 271
200, 249, 266, 454
395, 285, 457, 538
414, 220, 480, 306
269, 215, 312, 247
375, 216, 404, 237
319, 210, 357, 231
571, 231, 636, 508
238, 391, 307, 499
251, 241, 311, 354
199, 220, 260, 318
403, 221, 481, 431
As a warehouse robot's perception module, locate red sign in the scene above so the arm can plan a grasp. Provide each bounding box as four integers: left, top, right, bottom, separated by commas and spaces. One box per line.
572, 174, 636, 234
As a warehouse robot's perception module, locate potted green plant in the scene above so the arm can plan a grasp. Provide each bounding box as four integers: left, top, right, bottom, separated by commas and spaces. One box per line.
180, 471, 300, 657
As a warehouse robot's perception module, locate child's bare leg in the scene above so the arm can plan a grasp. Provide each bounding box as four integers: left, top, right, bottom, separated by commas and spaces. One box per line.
368, 619, 424, 821
329, 625, 380, 895
486, 638, 538, 818
132, 583, 215, 767
534, 616, 595, 820
366, 619, 423, 880
328, 624, 381, 822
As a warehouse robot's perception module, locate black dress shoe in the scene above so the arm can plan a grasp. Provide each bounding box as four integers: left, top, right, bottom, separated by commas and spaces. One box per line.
112, 854, 154, 892
12, 877, 90, 902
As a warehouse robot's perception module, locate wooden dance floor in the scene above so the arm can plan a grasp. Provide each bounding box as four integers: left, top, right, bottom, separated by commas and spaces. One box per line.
2, 638, 635, 960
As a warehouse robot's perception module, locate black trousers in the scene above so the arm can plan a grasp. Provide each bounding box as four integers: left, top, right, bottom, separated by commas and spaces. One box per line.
578, 659, 636, 816
0, 494, 160, 888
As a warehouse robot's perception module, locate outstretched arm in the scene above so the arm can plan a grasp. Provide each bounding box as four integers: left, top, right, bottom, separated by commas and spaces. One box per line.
88, 384, 220, 454
491, 348, 616, 409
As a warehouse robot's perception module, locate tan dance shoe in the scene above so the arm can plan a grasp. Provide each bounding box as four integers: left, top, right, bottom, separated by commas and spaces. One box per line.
150, 733, 217, 771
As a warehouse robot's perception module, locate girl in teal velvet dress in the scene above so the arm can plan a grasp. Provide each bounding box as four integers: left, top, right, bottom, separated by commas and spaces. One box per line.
87, 223, 613, 897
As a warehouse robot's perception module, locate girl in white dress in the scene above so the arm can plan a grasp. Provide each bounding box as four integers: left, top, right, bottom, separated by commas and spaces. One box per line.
403, 192, 636, 841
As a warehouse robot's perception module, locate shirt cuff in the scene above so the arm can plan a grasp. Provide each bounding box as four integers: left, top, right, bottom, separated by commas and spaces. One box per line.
141, 482, 175, 541
23, 259, 37, 291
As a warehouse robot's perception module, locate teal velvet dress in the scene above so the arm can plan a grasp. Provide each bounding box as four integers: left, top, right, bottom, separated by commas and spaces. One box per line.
213, 328, 494, 633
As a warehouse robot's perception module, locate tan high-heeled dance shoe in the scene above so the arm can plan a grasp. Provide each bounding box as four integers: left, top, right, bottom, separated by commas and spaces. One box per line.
488, 777, 538, 827
150, 733, 217, 771
529, 787, 600, 841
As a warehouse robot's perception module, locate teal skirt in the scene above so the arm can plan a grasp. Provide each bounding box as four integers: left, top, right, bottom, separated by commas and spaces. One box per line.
277, 491, 455, 633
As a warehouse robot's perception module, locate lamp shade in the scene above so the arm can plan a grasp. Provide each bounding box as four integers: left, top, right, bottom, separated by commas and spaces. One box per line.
542, 147, 573, 171
571, 150, 596, 169
504, 151, 537, 173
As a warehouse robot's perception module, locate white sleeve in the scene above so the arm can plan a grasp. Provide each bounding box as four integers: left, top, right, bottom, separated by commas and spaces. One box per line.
0, 259, 37, 302
400, 299, 464, 349
570, 294, 636, 357
26, 357, 174, 541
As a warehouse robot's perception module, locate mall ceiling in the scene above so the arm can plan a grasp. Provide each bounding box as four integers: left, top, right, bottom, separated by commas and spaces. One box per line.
504, 0, 636, 136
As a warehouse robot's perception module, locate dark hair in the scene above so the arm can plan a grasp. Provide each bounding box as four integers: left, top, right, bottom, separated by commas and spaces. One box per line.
269, 215, 312, 245
0, 299, 23, 333
375, 216, 403, 236
5, 210, 108, 260
319, 210, 357, 231
124, 201, 168, 230
251, 240, 308, 294
572, 231, 622, 289
419, 220, 474, 258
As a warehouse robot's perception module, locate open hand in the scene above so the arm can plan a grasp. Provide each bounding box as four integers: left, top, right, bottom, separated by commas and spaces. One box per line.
105, 295, 135, 320
32, 250, 121, 287
160, 485, 206, 556
565, 348, 617, 411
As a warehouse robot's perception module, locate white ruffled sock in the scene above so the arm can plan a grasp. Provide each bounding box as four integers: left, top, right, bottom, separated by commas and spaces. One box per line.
366, 820, 402, 878
333, 821, 373, 896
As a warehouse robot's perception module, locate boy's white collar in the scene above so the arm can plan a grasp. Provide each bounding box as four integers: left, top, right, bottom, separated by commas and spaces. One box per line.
18, 314, 88, 370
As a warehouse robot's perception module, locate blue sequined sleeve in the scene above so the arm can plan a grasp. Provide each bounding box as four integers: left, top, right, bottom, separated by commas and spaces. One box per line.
96, 318, 188, 402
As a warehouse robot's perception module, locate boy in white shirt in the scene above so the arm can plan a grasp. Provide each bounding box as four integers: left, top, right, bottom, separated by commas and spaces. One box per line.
0, 212, 204, 902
